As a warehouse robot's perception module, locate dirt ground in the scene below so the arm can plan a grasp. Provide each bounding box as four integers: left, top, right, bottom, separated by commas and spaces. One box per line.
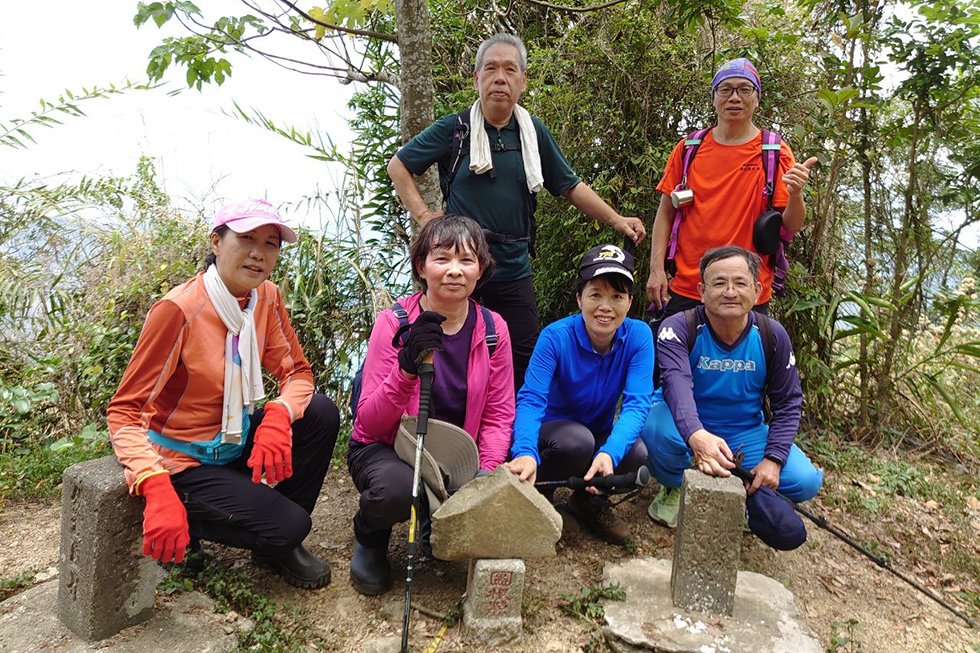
2, 465, 977, 653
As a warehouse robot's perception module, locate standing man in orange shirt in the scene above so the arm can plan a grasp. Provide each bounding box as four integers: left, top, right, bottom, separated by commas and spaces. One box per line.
645, 58, 818, 317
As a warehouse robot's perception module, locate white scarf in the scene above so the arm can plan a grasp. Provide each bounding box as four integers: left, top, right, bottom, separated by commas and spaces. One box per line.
203, 265, 265, 443
467, 101, 544, 194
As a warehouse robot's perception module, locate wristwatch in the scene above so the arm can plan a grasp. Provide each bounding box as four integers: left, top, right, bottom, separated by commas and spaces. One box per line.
764, 454, 784, 466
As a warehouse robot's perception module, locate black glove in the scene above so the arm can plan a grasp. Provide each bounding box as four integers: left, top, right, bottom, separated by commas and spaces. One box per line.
394, 311, 446, 376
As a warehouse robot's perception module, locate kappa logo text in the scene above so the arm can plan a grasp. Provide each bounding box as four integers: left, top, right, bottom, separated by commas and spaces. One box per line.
697, 357, 757, 373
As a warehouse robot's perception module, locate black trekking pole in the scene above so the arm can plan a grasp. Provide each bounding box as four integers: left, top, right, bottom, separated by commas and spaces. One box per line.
732, 464, 977, 629
534, 465, 651, 494
401, 352, 436, 653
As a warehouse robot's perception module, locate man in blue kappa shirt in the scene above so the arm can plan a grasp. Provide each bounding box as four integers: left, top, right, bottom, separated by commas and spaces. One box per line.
641, 245, 823, 528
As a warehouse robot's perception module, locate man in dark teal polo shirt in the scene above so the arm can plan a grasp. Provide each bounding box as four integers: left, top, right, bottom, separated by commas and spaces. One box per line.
388, 33, 645, 390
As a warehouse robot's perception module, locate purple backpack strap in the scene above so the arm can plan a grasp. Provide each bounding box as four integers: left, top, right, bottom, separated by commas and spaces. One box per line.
761, 129, 781, 209
761, 129, 789, 296
666, 127, 712, 268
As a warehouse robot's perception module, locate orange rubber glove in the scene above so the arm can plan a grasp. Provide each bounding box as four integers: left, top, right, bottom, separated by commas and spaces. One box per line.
247, 401, 293, 484
140, 474, 190, 564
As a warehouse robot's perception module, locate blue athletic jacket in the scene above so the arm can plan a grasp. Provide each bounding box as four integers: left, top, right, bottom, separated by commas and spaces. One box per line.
511, 314, 654, 466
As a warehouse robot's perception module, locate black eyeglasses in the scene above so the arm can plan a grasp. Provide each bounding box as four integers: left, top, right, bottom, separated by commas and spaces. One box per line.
714, 85, 756, 98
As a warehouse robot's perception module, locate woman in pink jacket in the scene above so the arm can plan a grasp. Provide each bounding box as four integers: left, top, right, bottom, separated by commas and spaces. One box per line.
348, 214, 515, 595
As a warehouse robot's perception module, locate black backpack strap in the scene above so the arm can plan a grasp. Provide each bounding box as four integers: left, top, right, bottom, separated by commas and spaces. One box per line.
391, 302, 411, 346
652, 308, 702, 388
480, 305, 498, 357
683, 307, 700, 349
754, 312, 777, 382
439, 109, 471, 205
351, 302, 412, 420
754, 313, 779, 424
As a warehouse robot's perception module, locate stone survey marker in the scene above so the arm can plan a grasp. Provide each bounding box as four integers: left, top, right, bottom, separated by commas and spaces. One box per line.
602, 559, 821, 653
671, 469, 745, 616
58, 456, 162, 641
601, 469, 820, 652
463, 559, 525, 646
431, 466, 560, 646
431, 465, 561, 560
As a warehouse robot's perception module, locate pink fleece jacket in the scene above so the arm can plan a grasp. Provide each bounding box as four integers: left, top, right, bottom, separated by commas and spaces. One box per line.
352, 292, 515, 470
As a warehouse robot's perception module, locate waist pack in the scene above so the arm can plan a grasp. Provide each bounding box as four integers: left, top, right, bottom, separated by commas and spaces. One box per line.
148, 409, 251, 465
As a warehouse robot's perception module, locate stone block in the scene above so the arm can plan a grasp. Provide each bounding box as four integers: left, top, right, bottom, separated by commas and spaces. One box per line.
463, 558, 524, 646
431, 466, 561, 560
602, 558, 821, 653
58, 456, 163, 641
670, 469, 745, 616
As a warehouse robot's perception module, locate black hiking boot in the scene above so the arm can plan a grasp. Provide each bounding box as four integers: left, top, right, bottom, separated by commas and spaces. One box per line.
350, 539, 392, 596
253, 544, 331, 589
183, 538, 207, 572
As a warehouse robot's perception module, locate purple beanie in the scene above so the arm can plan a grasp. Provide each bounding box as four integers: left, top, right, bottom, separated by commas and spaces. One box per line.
711, 58, 762, 94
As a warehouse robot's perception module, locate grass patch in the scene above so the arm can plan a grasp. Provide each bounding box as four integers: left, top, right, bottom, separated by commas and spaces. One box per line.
560, 582, 626, 652
159, 561, 320, 652
796, 432, 867, 474
827, 617, 865, 652
871, 459, 927, 498
560, 582, 626, 622
0, 439, 109, 501
0, 568, 36, 601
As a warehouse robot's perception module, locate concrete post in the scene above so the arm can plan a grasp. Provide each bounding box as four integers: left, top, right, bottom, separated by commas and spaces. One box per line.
670, 469, 745, 616
58, 456, 163, 640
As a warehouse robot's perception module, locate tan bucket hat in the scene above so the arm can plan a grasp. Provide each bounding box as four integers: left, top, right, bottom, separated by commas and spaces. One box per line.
394, 416, 480, 512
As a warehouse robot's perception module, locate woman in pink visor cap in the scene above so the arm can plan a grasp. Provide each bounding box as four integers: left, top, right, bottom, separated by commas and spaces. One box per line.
107, 199, 339, 589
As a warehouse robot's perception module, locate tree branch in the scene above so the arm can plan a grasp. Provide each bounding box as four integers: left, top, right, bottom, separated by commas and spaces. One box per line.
177, 7, 394, 85
274, 0, 398, 42
518, 0, 631, 12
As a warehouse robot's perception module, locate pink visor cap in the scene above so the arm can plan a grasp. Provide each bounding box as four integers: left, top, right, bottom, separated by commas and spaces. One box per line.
212, 199, 298, 244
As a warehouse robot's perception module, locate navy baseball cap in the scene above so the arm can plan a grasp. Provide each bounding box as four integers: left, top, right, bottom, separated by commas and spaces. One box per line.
577, 244, 635, 284
746, 486, 807, 550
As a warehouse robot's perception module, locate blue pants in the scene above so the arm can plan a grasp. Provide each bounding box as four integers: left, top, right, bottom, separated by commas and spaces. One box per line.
639, 400, 822, 503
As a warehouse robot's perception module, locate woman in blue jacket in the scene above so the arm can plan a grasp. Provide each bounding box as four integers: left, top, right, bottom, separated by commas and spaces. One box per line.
506, 244, 653, 544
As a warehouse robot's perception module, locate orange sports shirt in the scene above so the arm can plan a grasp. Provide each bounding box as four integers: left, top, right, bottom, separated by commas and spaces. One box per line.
106, 273, 315, 494
656, 129, 795, 303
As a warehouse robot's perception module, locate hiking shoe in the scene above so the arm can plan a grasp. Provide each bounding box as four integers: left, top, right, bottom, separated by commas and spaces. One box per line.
648, 486, 680, 528
567, 490, 631, 545
350, 540, 392, 596
183, 538, 207, 572
253, 544, 331, 589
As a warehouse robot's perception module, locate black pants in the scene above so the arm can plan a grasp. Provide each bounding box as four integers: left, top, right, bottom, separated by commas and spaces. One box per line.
171, 394, 340, 554
472, 275, 539, 392
535, 419, 648, 484
347, 442, 423, 548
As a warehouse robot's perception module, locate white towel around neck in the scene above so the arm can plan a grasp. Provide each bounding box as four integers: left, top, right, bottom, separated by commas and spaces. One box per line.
203, 265, 265, 443
467, 101, 544, 194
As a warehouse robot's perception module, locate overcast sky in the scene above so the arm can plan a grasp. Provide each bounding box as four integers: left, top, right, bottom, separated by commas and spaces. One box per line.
0, 1, 356, 228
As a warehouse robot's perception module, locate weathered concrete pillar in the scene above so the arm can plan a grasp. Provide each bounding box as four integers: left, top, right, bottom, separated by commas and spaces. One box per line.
670, 469, 745, 616
58, 456, 163, 640
463, 558, 524, 645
